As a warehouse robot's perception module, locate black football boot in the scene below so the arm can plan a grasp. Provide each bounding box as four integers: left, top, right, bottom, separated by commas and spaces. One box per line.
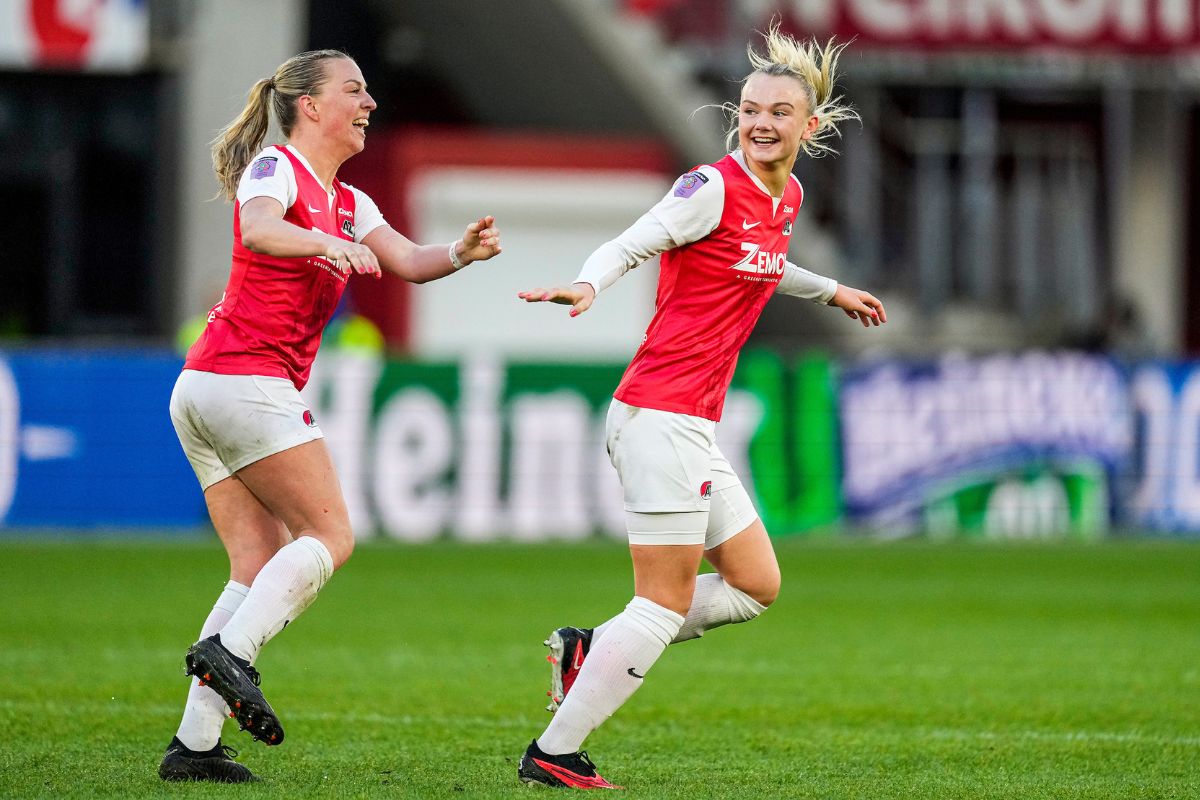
158, 736, 260, 783
185, 634, 284, 746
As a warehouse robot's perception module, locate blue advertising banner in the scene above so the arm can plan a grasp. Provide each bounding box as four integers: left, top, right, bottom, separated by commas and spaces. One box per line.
1127, 362, 1200, 533
0, 348, 205, 528
839, 353, 1132, 538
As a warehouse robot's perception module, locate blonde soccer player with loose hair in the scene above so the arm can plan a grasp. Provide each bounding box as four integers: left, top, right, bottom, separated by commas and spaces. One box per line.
159, 50, 502, 783
515, 26, 884, 789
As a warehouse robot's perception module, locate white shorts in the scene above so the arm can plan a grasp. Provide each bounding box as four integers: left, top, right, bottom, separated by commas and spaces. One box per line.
169, 369, 324, 490
606, 398, 759, 548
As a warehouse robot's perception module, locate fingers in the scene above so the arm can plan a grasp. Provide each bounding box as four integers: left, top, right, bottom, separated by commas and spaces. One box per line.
518, 287, 554, 302
843, 307, 869, 327
569, 295, 593, 317
864, 294, 887, 324
517, 287, 578, 306
330, 244, 380, 277
465, 216, 496, 239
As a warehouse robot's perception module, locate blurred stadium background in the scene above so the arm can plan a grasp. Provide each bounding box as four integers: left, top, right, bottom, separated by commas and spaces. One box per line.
1, 0, 1199, 539
2, 1, 1199, 796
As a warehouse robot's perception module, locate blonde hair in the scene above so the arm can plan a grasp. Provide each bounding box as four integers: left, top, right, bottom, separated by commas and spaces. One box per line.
211, 49, 352, 201
726, 24, 858, 158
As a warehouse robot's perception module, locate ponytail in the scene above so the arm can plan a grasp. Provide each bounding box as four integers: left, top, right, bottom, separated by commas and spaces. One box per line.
725, 23, 858, 158
210, 49, 352, 201
212, 78, 274, 201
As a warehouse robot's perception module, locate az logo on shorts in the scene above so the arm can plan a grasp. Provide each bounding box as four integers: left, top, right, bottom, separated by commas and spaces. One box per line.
700, 481, 712, 499
303, 410, 317, 427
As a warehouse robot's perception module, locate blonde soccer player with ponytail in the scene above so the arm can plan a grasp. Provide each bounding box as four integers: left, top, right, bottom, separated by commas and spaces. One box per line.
158, 50, 502, 783
515, 27, 884, 789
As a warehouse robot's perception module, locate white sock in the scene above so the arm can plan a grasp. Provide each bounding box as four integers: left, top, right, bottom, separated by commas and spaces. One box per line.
218, 536, 334, 663
671, 573, 765, 642
537, 597, 683, 755
176, 581, 249, 751
591, 574, 765, 645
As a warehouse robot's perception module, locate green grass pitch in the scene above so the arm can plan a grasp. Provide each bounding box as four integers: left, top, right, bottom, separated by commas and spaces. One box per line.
1, 538, 1197, 798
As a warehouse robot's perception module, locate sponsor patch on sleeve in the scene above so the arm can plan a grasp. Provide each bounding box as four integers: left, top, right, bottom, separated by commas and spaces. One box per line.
672, 170, 709, 198
251, 156, 278, 180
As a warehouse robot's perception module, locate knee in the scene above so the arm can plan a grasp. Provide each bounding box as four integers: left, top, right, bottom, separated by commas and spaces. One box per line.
753, 575, 780, 608
324, 529, 354, 571
733, 567, 780, 609
296, 523, 354, 571
639, 577, 697, 618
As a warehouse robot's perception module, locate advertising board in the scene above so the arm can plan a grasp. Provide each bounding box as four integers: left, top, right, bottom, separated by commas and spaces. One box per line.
5, 344, 1200, 539
303, 348, 833, 541
840, 353, 1130, 537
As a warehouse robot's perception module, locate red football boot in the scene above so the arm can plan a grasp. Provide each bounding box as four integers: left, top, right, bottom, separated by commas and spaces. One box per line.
544, 627, 593, 712
518, 739, 623, 790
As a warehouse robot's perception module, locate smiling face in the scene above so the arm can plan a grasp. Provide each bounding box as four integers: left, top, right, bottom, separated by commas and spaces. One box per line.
737, 72, 818, 170
298, 57, 376, 158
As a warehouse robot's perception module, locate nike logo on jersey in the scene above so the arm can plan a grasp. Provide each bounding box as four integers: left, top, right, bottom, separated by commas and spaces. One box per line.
731, 242, 786, 275
308, 204, 322, 213
627, 668, 644, 679
742, 220, 760, 230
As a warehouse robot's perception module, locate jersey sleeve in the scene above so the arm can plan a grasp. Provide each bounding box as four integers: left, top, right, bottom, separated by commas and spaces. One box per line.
345, 185, 388, 243
574, 211, 676, 295
236, 147, 297, 211
648, 166, 725, 247
775, 260, 838, 304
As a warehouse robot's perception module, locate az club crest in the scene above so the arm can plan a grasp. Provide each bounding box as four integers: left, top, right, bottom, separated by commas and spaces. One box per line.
341, 220, 353, 238
303, 410, 317, 427
700, 481, 712, 499
783, 219, 793, 236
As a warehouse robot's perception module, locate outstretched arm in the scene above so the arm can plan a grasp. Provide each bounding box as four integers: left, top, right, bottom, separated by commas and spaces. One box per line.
362, 216, 501, 284
520, 167, 725, 316
775, 260, 886, 327
518, 212, 677, 316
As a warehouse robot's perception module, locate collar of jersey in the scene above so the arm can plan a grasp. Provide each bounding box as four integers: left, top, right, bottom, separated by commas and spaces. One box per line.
277, 144, 336, 211
731, 150, 787, 200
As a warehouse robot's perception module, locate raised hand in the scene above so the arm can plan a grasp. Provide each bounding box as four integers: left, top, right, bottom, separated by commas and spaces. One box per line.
828, 284, 886, 327
459, 215, 502, 264
518, 282, 596, 318
325, 240, 381, 278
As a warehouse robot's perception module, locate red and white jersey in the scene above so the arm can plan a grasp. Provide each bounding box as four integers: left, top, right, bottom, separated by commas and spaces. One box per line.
185, 145, 388, 391
612, 153, 810, 421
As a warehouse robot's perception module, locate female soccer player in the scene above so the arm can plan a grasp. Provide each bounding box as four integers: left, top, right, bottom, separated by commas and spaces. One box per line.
514, 27, 883, 789
158, 50, 501, 783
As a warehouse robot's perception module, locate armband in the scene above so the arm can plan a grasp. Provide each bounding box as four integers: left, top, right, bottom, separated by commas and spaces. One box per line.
449, 241, 468, 271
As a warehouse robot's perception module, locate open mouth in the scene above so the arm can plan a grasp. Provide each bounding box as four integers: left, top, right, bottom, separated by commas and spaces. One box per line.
352, 118, 369, 134
751, 136, 778, 146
